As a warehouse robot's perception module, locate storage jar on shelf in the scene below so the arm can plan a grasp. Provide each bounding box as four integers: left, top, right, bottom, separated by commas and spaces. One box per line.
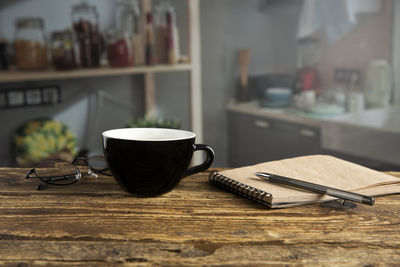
14, 17, 48, 70
145, 12, 156, 65
50, 30, 78, 70
115, 0, 144, 66
154, 2, 168, 64
105, 0, 138, 67
154, 2, 180, 65
71, 1, 103, 68
166, 6, 180, 64
106, 29, 133, 67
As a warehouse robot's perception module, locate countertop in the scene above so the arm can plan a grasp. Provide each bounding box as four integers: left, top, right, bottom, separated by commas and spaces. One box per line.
227, 101, 400, 132
227, 101, 327, 127
1, 168, 400, 265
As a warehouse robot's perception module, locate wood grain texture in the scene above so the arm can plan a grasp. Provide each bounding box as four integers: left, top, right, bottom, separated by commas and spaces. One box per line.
0, 168, 399, 266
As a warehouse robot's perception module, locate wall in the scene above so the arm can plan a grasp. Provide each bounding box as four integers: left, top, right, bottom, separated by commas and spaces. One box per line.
0, 0, 301, 167
201, 0, 300, 166
316, 0, 393, 89
0, 76, 144, 164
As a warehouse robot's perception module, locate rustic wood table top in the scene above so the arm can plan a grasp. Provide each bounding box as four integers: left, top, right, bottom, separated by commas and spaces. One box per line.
0, 167, 399, 266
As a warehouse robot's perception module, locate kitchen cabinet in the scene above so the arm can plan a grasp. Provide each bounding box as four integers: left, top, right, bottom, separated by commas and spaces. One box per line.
0, 0, 203, 144
227, 102, 400, 170
228, 110, 321, 167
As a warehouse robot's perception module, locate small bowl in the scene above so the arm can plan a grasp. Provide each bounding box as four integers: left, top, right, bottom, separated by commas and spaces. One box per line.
264, 87, 292, 101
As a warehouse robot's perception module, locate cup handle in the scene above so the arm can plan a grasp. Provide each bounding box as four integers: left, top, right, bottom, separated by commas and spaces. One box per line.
183, 144, 215, 178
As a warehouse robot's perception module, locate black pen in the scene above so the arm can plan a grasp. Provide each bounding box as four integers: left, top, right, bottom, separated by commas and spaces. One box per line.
254, 172, 375, 206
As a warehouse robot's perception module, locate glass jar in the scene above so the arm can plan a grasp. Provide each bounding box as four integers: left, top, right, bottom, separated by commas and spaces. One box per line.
50, 30, 77, 70
107, 29, 133, 67
154, 2, 168, 64
145, 12, 156, 65
116, 0, 138, 34
71, 1, 102, 68
14, 17, 47, 70
166, 6, 180, 64
115, 0, 142, 66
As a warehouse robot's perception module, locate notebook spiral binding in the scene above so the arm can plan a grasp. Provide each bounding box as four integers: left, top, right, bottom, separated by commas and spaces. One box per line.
209, 171, 272, 207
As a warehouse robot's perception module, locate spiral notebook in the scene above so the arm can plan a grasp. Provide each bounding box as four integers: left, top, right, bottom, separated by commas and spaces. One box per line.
209, 155, 400, 208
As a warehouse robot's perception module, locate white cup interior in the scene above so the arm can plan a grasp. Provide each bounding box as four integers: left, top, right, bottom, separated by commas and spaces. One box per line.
102, 128, 196, 141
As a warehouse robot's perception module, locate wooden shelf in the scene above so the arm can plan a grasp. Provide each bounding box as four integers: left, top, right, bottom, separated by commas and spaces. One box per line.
0, 64, 192, 83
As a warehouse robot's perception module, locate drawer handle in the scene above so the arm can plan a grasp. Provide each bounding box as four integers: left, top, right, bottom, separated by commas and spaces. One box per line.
254, 120, 270, 128
299, 128, 317, 138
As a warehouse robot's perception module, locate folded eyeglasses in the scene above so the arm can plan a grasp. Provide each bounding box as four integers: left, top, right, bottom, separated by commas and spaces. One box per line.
26, 156, 112, 190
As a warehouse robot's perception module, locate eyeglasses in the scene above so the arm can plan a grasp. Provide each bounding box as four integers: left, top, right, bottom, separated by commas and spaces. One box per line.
25, 155, 112, 190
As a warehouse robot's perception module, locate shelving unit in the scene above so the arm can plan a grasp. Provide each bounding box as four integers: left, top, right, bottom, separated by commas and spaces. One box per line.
0, 0, 203, 145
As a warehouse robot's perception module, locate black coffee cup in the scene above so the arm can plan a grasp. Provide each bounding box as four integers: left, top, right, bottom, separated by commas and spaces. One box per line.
102, 128, 215, 196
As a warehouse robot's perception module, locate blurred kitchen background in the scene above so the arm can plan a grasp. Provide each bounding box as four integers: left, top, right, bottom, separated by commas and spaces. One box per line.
0, 0, 399, 170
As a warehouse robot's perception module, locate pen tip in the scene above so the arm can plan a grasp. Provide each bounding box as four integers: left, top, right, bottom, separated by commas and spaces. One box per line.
254, 172, 270, 178
370, 197, 375, 206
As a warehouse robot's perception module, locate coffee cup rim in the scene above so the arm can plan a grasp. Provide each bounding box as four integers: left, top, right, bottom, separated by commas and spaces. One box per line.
102, 128, 196, 141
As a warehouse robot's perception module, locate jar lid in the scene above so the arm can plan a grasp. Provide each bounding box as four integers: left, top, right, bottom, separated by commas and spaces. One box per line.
72, 1, 96, 13
16, 17, 44, 28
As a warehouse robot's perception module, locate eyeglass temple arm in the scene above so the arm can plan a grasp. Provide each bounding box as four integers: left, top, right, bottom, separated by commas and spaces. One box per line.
25, 169, 46, 190
26, 169, 78, 180
45, 174, 79, 180
36, 183, 47, 190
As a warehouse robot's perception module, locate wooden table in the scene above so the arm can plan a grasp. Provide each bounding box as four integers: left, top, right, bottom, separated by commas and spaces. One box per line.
0, 168, 399, 266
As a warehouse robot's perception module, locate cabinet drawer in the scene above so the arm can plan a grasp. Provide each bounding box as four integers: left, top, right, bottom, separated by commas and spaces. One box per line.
299, 128, 318, 138
297, 126, 321, 155
228, 112, 298, 167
